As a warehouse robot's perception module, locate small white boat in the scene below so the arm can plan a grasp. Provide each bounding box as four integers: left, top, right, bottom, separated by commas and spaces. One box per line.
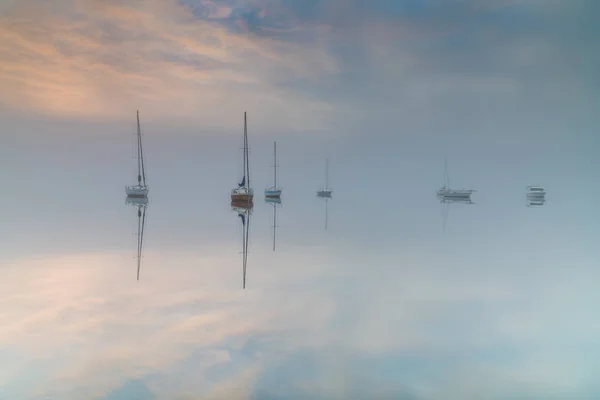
436, 158, 475, 201
264, 141, 282, 199
231, 112, 254, 205
126, 110, 149, 198
317, 158, 333, 198
526, 186, 546, 196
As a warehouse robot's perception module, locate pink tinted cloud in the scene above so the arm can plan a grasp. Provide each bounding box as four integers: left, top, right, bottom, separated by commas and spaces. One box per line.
0, 0, 339, 133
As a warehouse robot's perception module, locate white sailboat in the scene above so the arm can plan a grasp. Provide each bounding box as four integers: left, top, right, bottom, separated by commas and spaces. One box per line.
126, 110, 149, 198
264, 141, 282, 198
231, 112, 254, 206
317, 158, 332, 198
436, 157, 474, 200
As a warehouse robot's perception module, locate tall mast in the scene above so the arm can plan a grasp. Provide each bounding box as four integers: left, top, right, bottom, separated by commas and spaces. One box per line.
273, 141, 277, 188
244, 112, 250, 191
137, 110, 146, 186
242, 112, 247, 189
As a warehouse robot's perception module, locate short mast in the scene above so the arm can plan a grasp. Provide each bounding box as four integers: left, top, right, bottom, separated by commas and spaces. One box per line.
325, 158, 329, 190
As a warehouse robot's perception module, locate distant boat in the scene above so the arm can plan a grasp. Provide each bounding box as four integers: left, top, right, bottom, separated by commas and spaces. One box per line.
526, 186, 546, 196
231, 112, 254, 205
317, 158, 332, 198
126, 110, 149, 198
264, 141, 282, 198
436, 157, 475, 200
526, 186, 546, 207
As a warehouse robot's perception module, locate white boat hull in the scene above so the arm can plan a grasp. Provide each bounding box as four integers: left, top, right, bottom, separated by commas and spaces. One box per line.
264, 189, 282, 198
126, 185, 148, 198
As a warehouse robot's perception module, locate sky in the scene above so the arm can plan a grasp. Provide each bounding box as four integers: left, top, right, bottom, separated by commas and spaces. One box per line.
1, 0, 600, 399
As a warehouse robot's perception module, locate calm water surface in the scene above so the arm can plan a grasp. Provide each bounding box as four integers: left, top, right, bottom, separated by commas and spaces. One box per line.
1, 141, 599, 400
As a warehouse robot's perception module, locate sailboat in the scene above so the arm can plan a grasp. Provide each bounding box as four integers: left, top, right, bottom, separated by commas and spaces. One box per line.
126, 110, 149, 198
126, 196, 147, 281
436, 157, 475, 200
264, 141, 282, 198
264, 197, 281, 251
231, 112, 254, 206
317, 158, 332, 198
236, 207, 251, 289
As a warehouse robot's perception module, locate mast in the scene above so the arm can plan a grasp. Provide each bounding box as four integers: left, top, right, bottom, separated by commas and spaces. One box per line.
273, 141, 277, 188
444, 156, 450, 188
325, 158, 329, 190
244, 112, 250, 191
137, 110, 146, 186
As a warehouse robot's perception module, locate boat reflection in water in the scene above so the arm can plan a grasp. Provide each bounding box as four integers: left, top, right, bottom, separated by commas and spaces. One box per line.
265, 197, 281, 251
126, 196, 148, 281
232, 202, 252, 289
437, 192, 474, 232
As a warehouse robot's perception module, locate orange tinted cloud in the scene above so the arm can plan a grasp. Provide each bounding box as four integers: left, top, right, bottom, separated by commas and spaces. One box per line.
0, 0, 338, 132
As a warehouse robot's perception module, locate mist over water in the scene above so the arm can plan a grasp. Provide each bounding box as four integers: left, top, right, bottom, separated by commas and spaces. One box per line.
1, 122, 599, 399
1, 0, 600, 397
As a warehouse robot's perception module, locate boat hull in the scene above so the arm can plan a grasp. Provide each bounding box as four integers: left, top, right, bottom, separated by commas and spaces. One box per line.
264, 189, 282, 198
437, 190, 474, 198
126, 185, 149, 198
231, 194, 254, 203
317, 190, 332, 198
231, 200, 254, 210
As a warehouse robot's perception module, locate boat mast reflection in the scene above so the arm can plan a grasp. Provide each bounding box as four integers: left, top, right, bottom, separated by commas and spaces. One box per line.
126, 196, 148, 281
232, 203, 252, 289
265, 197, 281, 251
438, 194, 473, 232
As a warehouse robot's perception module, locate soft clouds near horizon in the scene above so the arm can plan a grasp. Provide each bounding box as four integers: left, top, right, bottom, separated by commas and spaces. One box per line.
1, 0, 598, 135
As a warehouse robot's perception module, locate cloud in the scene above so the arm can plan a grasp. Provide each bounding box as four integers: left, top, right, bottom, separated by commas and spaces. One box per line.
2, 239, 600, 399
0, 0, 339, 132
3, 0, 598, 137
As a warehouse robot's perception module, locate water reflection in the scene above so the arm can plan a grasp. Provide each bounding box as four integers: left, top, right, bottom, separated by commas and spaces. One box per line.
126, 196, 148, 281
264, 197, 281, 251
438, 193, 474, 232
233, 203, 252, 289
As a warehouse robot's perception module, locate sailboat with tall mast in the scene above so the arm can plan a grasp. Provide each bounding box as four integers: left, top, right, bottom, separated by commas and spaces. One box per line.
436, 157, 474, 201
317, 158, 332, 198
264, 141, 282, 199
126, 110, 149, 198
231, 112, 254, 207
126, 196, 147, 281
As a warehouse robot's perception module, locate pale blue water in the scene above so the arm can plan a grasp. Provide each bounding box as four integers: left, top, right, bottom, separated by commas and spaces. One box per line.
1, 132, 599, 399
